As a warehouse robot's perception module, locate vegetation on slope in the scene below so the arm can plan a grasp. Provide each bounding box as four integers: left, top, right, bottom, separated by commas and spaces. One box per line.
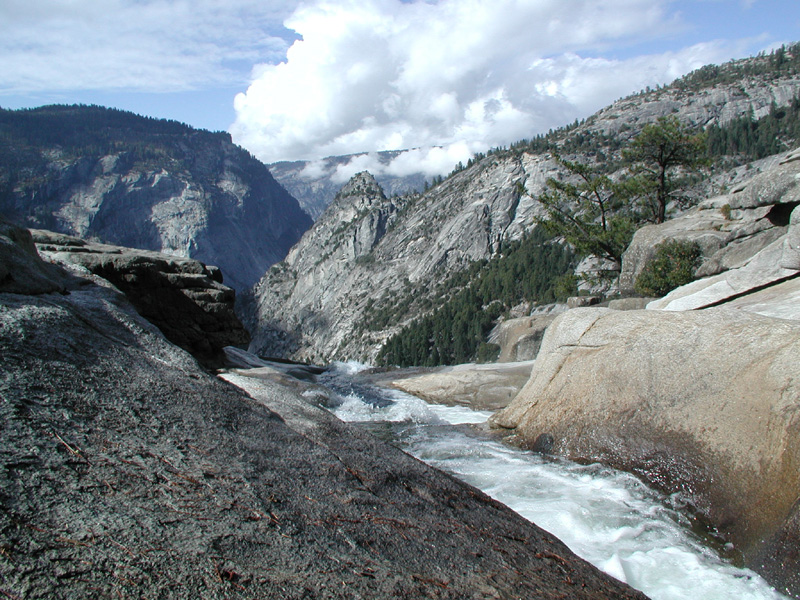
375, 62, 800, 367
0, 104, 266, 201
374, 229, 575, 367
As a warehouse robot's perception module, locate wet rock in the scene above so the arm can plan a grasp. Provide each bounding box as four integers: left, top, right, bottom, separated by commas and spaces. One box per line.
492, 306, 800, 596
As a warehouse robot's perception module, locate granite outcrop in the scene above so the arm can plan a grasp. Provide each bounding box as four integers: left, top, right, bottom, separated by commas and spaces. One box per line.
491, 304, 800, 597
31, 228, 249, 368
0, 206, 647, 599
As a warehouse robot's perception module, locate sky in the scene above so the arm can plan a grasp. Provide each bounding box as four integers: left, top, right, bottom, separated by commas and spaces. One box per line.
1, 0, 798, 180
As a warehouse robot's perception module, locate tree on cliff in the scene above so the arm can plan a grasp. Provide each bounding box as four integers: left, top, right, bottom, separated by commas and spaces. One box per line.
533, 156, 636, 271
623, 116, 707, 224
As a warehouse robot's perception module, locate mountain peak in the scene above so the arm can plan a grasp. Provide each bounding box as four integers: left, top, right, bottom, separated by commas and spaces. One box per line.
336, 171, 386, 201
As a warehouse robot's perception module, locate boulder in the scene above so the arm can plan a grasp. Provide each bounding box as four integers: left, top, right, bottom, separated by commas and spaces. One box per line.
387, 361, 535, 411
489, 314, 558, 362
728, 147, 800, 209
491, 306, 800, 596
32, 229, 249, 368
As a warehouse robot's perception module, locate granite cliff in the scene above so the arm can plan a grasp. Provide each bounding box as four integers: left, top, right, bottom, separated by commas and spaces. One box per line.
0, 105, 312, 292
250, 51, 800, 364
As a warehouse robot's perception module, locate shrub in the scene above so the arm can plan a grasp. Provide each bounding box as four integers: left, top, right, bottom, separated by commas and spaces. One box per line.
634, 239, 702, 297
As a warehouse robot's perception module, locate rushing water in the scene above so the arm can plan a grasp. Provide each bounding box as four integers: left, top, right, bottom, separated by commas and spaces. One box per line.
317, 361, 791, 600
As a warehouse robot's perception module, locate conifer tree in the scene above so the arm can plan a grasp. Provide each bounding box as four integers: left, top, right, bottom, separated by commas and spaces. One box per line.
623, 116, 707, 224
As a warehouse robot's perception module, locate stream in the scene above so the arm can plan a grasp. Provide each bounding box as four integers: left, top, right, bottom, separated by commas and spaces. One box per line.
316, 361, 791, 600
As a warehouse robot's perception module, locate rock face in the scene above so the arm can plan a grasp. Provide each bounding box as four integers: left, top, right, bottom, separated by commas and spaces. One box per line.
32, 229, 249, 368
0, 218, 647, 599
270, 151, 427, 220
620, 148, 800, 295
0, 105, 312, 292
386, 361, 534, 411
491, 305, 800, 596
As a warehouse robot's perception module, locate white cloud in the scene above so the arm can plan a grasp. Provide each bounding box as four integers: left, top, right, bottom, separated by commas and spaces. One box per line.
230, 0, 745, 174
0, 0, 298, 93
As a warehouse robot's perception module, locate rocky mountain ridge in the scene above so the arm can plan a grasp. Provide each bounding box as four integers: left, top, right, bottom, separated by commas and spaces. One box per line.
0, 105, 312, 292
269, 150, 427, 219
250, 49, 800, 363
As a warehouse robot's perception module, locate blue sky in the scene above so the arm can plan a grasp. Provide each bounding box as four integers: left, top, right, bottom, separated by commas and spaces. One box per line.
1, 0, 798, 174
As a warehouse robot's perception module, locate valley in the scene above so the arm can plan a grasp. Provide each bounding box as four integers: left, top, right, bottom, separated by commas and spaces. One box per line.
2, 44, 800, 599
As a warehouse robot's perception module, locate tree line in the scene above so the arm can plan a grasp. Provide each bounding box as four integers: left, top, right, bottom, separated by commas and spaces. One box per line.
376, 229, 574, 367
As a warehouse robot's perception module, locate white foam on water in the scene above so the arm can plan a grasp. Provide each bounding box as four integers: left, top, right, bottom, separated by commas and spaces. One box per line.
326, 376, 790, 600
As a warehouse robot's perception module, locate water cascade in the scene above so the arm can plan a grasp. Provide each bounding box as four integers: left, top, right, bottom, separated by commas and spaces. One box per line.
318, 362, 790, 600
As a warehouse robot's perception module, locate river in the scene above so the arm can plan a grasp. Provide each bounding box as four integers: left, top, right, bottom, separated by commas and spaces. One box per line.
317, 361, 791, 600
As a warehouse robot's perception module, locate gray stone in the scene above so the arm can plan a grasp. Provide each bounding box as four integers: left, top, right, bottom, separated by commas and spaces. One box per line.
781, 204, 800, 270
491, 306, 800, 596
607, 297, 656, 311
566, 295, 601, 309
728, 147, 800, 209
0, 257, 646, 599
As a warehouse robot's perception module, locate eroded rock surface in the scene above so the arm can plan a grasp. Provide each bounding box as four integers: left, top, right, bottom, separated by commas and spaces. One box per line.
386, 361, 534, 411
492, 307, 800, 597
0, 221, 647, 599
32, 229, 249, 368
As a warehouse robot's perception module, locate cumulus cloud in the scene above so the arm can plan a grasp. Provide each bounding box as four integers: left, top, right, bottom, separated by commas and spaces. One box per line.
0, 0, 298, 93
231, 0, 744, 171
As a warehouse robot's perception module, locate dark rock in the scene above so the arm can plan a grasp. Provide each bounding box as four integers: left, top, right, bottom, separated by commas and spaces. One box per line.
0, 105, 312, 292
31, 229, 249, 368
0, 252, 648, 599
531, 433, 555, 454
0, 215, 71, 295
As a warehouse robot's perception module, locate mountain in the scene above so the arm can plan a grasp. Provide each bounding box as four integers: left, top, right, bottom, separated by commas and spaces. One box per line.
0, 105, 312, 292
269, 150, 427, 219
249, 45, 800, 364
0, 217, 647, 600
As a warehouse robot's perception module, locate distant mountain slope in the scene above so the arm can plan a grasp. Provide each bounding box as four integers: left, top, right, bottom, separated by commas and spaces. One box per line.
0, 105, 312, 291
250, 45, 800, 364
270, 151, 427, 219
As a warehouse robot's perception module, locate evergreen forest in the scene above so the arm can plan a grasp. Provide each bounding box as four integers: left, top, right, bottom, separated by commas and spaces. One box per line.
375, 229, 575, 367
